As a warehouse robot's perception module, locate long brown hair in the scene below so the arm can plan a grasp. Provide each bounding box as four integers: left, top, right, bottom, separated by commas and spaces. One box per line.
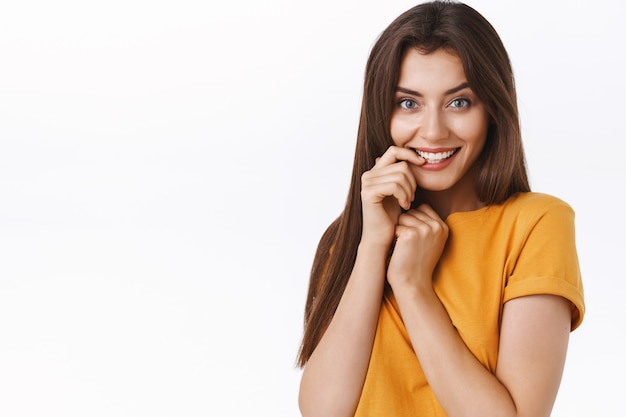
297, 1, 530, 367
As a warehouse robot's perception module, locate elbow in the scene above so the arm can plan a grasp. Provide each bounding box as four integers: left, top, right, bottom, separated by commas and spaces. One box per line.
298, 392, 323, 417
298, 382, 354, 417
298, 381, 323, 417
298, 374, 316, 417
297, 386, 309, 417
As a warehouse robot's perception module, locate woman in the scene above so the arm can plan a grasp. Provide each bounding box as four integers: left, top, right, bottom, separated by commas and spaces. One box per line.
297, 2, 585, 417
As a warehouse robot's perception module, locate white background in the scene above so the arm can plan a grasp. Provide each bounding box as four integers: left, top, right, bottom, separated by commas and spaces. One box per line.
0, 0, 624, 416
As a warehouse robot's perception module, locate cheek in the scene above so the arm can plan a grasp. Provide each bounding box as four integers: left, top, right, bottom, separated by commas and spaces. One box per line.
450, 115, 489, 147
389, 116, 416, 146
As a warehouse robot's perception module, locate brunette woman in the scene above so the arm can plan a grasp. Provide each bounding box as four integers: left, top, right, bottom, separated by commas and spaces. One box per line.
297, 2, 585, 417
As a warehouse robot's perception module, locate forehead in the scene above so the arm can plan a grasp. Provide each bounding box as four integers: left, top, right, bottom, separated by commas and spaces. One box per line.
397, 48, 467, 91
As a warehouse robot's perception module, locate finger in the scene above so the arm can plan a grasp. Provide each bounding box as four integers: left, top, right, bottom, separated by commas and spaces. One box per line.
363, 168, 416, 200
362, 165, 417, 209
377, 146, 425, 168
362, 180, 413, 211
397, 211, 432, 228
397, 214, 448, 246
409, 207, 449, 238
394, 223, 434, 245
373, 146, 425, 170
394, 224, 416, 242
399, 207, 444, 229
409, 204, 445, 221
398, 211, 420, 224
366, 161, 418, 199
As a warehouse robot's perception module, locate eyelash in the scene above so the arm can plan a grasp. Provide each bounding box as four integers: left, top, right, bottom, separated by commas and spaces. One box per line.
397, 98, 418, 110
450, 98, 471, 108
396, 97, 472, 110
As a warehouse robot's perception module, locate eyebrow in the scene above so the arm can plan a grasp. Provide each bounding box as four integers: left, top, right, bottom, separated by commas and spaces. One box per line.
396, 82, 471, 97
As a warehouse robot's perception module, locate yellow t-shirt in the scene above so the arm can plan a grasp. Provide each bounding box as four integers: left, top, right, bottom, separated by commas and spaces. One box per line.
354, 192, 585, 416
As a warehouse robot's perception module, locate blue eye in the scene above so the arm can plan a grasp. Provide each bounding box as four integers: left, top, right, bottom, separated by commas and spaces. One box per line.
450, 98, 470, 108
398, 98, 418, 110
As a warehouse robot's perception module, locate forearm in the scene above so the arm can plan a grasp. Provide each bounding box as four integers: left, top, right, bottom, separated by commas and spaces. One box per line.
394, 286, 517, 417
299, 241, 388, 417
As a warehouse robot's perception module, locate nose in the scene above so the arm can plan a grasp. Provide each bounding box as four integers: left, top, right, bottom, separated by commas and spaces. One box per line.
419, 108, 448, 142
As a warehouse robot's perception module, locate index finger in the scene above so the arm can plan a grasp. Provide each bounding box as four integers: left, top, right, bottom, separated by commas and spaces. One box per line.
373, 146, 425, 170
411, 204, 446, 223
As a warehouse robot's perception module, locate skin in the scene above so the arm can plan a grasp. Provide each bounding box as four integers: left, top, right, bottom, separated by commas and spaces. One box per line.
389, 47, 490, 218
299, 48, 571, 417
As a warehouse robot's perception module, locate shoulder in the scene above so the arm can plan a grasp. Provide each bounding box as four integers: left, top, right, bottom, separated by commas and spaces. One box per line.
497, 192, 575, 222
481, 192, 576, 242
502, 192, 572, 211
499, 193, 585, 329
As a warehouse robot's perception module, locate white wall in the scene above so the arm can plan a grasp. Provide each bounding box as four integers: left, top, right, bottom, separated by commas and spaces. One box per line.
0, 0, 623, 415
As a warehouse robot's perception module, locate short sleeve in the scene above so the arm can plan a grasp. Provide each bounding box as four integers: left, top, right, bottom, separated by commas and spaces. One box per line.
503, 200, 585, 331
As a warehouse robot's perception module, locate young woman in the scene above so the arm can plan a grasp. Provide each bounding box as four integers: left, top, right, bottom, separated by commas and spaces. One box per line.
297, 2, 585, 417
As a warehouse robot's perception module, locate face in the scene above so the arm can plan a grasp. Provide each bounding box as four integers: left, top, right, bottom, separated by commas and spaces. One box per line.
390, 48, 490, 197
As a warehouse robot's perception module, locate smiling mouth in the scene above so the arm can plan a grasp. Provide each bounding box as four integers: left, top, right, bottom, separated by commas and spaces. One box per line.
414, 148, 460, 164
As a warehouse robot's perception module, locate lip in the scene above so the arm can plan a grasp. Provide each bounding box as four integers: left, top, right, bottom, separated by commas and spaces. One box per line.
414, 147, 458, 153
413, 147, 461, 171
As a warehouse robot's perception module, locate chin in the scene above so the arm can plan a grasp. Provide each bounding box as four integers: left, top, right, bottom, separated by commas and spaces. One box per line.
417, 181, 457, 192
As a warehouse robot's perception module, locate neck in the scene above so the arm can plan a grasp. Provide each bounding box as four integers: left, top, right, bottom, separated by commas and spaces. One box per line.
416, 172, 485, 219
418, 190, 485, 219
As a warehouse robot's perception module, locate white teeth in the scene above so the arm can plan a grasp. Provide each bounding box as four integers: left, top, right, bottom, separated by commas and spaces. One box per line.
415, 148, 458, 163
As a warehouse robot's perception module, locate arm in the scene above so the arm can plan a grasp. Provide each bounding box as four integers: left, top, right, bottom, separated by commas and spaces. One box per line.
388, 205, 572, 417
395, 289, 570, 417
299, 147, 425, 417
298, 241, 388, 417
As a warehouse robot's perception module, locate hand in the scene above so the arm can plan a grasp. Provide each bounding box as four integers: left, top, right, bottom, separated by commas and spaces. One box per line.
387, 204, 449, 291
360, 146, 425, 246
